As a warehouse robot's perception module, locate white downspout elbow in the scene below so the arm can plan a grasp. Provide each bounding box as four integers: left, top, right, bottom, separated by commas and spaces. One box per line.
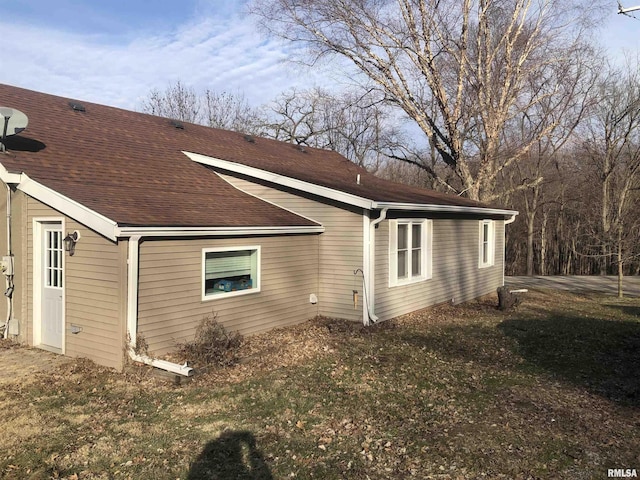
127, 235, 193, 376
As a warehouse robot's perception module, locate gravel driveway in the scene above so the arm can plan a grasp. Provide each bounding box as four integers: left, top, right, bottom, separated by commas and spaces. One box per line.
505, 275, 640, 297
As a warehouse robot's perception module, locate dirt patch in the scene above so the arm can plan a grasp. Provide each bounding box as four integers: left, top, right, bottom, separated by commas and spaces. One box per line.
0, 343, 73, 386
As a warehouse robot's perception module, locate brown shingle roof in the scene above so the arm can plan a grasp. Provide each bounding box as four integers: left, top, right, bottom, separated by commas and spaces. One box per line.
0, 84, 492, 228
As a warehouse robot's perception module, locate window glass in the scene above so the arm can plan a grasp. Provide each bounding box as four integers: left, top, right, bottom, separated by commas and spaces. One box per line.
46, 229, 63, 288
411, 248, 421, 276
398, 224, 408, 249
397, 250, 407, 279
412, 224, 421, 248
391, 220, 431, 286
411, 224, 422, 276
204, 248, 258, 297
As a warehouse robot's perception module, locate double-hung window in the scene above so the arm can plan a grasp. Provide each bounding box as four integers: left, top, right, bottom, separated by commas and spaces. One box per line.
478, 220, 495, 268
389, 219, 432, 286
202, 246, 260, 300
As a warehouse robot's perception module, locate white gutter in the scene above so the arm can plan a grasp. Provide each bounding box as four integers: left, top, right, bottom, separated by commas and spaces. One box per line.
127, 235, 194, 376
115, 225, 324, 237
363, 208, 388, 326
373, 202, 518, 218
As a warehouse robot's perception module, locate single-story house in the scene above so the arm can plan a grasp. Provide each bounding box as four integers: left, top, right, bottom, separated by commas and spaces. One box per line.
0, 84, 517, 374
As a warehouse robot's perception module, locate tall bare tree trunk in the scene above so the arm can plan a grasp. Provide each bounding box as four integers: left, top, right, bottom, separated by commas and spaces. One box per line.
540, 210, 548, 276
617, 226, 624, 298
526, 214, 535, 276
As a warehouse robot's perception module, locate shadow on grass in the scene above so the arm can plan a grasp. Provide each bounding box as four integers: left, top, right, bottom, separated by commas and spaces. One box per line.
187, 430, 273, 480
608, 304, 640, 317
499, 314, 640, 408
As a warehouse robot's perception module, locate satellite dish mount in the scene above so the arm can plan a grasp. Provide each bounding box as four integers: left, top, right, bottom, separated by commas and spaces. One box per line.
0, 107, 29, 153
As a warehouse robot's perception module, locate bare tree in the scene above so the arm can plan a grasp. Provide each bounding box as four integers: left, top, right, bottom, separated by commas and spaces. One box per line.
250, 0, 603, 201
140, 81, 259, 134
259, 87, 400, 172
141, 81, 201, 123
203, 90, 260, 133
580, 60, 640, 296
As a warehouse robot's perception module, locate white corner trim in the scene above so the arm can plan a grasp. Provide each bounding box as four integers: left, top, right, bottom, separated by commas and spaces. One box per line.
184, 151, 374, 209
126, 235, 141, 349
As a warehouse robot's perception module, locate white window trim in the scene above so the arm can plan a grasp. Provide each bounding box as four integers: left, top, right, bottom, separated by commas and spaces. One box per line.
389, 219, 432, 287
202, 246, 261, 301
478, 220, 496, 268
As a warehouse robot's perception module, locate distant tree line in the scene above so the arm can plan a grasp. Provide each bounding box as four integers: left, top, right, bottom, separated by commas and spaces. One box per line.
139, 0, 640, 294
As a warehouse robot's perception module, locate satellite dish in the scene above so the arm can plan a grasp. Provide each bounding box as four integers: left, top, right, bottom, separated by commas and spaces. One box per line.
0, 107, 29, 141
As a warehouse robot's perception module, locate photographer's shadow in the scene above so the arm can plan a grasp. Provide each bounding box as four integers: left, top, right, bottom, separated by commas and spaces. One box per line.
187, 430, 273, 480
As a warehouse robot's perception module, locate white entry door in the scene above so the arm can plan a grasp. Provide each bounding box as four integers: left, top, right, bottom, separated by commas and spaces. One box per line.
41, 224, 64, 350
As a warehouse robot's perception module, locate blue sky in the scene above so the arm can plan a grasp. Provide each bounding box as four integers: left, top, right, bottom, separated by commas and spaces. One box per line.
0, 1, 638, 112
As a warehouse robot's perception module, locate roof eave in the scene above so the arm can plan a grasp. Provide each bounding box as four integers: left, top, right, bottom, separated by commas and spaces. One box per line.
186, 152, 519, 217
0, 165, 120, 241
373, 202, 519, 218
0, 163, 325, 241
115, 225, 325, 237
185, 151, 375, 209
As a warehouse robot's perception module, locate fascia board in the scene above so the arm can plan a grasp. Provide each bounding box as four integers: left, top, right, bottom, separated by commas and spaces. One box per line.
0, 164, 22, 184
115, 226, 325, 237
184, 151, 374, 210
11, 173, 119, 241
373, 202, 519, 217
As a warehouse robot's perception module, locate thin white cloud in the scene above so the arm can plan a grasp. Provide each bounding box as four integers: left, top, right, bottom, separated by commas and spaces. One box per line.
0, 9, 321, 111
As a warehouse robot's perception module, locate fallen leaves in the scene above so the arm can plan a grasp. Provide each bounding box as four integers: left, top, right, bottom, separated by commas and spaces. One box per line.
1, 290, 639, 479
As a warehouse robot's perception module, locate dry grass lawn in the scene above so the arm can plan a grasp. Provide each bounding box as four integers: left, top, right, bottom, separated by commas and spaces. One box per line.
0, 289, 638, 479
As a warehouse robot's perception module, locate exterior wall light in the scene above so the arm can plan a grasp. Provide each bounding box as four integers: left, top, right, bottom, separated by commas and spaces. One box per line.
63, 230, 81, 256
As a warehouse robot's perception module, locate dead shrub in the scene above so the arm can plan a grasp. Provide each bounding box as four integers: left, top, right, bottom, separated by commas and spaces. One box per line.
176, 312, 242, 368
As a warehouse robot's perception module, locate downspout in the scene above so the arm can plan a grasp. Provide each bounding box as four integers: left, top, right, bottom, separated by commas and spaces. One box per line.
127, 235, 193, 376
363, 208, 388, 326
502, 213, 518, 286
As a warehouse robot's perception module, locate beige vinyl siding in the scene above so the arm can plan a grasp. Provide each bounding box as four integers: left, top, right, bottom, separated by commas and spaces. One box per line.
26, 197, 125, 370
137, 235, 319, 355
375, 219, 504, 320
217, 173, 364, 322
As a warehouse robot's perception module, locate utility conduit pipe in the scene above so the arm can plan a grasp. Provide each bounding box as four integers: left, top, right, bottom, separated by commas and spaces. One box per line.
2, 183, 11, 339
